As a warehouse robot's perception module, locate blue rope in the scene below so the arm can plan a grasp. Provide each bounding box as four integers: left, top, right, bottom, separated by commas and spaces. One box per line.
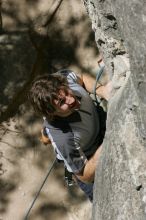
23, 157, 57, 220
93, 65, 105, 104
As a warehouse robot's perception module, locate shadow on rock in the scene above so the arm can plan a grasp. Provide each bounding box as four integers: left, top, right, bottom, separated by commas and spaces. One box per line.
30, 202, 68, 220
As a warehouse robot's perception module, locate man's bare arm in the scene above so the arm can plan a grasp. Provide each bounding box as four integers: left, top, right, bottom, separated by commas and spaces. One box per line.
76, 145, 102, 183
77, 72, 111, 101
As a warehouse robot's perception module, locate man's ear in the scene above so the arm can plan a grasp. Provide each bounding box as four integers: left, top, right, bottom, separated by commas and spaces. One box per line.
48, 104, 55, 113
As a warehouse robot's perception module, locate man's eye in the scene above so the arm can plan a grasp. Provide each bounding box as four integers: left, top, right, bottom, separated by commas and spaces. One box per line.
59, 98, 65, 106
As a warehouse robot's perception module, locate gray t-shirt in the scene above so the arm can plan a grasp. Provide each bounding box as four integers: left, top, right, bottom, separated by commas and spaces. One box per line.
44, 70, 101, 173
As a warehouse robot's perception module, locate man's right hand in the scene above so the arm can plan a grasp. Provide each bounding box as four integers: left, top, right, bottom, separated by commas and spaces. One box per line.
40, 129, 51, 145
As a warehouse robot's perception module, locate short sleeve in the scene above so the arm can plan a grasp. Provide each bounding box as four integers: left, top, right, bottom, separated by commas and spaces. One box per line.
58, 69, 78, 85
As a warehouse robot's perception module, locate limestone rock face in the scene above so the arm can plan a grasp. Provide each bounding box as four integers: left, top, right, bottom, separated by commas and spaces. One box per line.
83, 0, 146, 219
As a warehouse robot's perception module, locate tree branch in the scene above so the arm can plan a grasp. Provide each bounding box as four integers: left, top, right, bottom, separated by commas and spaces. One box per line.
0, 0, 3, 31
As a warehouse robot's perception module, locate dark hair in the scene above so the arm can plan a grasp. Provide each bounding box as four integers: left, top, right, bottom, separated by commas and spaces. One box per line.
28, 73, 69, 120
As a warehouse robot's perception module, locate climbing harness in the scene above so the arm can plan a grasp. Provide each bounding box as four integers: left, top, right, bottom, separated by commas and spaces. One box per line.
23, 157, 57, 220
64, 167, 75, 186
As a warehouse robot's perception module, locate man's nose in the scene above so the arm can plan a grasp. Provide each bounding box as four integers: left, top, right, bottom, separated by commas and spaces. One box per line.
65, 96, 74, 105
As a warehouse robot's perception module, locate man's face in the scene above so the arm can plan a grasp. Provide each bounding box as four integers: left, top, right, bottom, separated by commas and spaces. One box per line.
53, 89, 80, 117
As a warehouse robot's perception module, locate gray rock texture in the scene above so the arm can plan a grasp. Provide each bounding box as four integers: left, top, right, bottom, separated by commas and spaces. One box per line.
83, 0, 146, 220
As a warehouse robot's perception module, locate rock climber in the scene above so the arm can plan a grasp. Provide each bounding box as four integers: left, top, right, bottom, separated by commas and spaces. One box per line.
28, 66, 111, 202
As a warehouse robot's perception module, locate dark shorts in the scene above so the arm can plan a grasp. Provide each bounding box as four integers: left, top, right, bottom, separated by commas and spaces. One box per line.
76, 178, 94, 202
